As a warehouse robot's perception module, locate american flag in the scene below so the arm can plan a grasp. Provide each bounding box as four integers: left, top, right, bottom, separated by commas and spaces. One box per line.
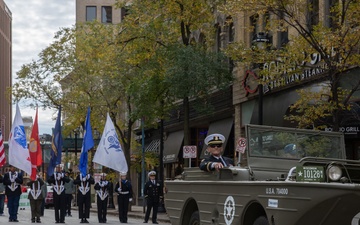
0, 129, 5, 167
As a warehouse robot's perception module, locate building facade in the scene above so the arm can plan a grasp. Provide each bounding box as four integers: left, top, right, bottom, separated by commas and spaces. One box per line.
231, 1, 360, 160
76, 0, 123, 24
0, 0, 12, 140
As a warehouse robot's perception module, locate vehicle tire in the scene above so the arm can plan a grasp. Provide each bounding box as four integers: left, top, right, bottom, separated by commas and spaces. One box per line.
189, 211, 200, 225
253, 216, 269, 225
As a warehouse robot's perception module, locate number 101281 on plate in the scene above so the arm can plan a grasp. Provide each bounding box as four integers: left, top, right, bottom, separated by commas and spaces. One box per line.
296, 166, 325, 182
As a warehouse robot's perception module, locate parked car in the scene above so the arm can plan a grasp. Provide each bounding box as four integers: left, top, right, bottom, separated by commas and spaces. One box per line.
45, 185, 53, 208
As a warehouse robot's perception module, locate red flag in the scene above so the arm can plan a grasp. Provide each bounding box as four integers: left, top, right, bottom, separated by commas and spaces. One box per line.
0, 129, 5, 167
29, 108, 42, 180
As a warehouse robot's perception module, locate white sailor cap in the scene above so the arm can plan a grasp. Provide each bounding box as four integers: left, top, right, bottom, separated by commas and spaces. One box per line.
120, 172, 127, 176
148, 171, 156, 177
205, 133, 225, 145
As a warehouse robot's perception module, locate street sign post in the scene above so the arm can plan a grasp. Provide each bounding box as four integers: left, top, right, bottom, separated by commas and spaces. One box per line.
183, 146, 197, 168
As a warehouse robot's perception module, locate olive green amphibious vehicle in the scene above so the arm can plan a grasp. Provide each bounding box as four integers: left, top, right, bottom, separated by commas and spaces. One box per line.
165, 124, 360, 225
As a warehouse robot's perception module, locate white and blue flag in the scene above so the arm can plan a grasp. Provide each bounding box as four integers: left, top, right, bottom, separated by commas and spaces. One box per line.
9, 104, 31, 175
92, 113, 128, 173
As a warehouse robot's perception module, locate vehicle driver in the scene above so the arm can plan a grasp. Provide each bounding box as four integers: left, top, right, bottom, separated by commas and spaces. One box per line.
199, 133, 234, 172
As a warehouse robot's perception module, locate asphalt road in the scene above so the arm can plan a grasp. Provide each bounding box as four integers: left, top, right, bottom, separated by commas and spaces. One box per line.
0, 206, 171, 225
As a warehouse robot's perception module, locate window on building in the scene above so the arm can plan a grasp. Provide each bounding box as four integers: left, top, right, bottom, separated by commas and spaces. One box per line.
86, 6, 96, 21
327, 0, 337, 29
216, 25, 222, 52
102, 6, 112, 24
120, 7, 129, 21
307, 0, 319, 31
278, 11, 289, 47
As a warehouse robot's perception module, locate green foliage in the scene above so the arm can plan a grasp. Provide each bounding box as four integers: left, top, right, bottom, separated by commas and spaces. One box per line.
222, 0, 360, 130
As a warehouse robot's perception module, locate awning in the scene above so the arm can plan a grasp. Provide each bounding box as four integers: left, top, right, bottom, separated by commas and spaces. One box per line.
163, 130, 184, 163
201, 117, 234, 158
145, 139, 160, 154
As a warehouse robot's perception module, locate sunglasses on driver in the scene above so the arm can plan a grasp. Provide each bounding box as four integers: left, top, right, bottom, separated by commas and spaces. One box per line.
209, 144, 223, 148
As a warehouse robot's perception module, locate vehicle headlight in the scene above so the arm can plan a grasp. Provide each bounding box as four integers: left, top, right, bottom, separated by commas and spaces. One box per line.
327, 165, 342, 181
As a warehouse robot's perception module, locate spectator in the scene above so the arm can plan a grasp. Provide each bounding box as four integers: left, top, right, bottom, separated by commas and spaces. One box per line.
64, 171, 75, 217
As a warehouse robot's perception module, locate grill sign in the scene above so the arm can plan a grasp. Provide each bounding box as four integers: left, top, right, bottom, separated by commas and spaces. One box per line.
296, 166, 325, 182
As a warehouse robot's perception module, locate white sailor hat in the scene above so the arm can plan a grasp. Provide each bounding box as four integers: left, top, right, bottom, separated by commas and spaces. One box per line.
148, 171, 156, 177
120, 172, 127, 176
205, 133, 225, 145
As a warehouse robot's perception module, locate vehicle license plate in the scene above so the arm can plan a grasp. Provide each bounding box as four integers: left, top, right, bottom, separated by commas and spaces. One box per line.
296, 166, 325, 182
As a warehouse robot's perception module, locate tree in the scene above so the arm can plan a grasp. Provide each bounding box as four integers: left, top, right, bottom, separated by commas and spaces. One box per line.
116, 0, 233, 162
12, 22, 146, 170
222, 0, 360, 131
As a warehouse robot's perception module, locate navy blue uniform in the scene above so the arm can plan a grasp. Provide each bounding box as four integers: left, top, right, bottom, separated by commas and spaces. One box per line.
143, 180, 163, 223
199, 155, 234, 172
115, 179, 133, 223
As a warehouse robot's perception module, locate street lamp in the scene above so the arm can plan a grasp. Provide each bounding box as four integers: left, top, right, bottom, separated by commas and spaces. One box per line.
40, 136, 46, 179
158, 119, 166, 213
73, 127, 80, 159
73, 127, 81, 207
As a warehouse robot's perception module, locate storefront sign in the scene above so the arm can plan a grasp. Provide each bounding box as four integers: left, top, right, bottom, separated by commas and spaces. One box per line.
243, 53, 328, 94
325, 126, 360, 134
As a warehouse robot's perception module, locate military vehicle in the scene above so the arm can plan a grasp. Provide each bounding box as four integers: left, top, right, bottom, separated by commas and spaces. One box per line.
165, 124, 360, 225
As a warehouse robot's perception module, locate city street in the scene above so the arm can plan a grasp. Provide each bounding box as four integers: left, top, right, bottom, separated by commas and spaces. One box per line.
0, 207, 171, 225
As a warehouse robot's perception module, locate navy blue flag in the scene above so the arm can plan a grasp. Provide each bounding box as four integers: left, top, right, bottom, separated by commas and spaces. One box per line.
79, 107, 94, 177
47, 107, 63, 177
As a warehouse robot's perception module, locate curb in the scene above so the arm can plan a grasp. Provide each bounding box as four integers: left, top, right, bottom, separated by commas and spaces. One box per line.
72, 206, 170, 223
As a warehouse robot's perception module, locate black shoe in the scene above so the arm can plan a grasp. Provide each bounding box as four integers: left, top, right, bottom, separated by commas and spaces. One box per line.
80, 219, 84, 223
60, 221, 65, 223
32, 219, 35, 223
143, 221, 148, 223
153, 222, 159, 224
84, 219, 89, 223
13, 220, 19, 222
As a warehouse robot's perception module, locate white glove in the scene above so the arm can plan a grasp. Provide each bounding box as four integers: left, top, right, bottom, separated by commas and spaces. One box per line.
87, 174, 90, 180
82, 177, 87, 181
117, 188, 121, 192
103, 181, 108, 186
129, 198, 133, 202
99, 182, 104, 187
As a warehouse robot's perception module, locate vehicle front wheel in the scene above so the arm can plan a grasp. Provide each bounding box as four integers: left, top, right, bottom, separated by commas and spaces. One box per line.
253, 216, 269, 225
189, 211, 200, 225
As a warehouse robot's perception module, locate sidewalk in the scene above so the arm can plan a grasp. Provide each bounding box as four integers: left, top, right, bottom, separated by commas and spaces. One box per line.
73, 203, 171, 224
